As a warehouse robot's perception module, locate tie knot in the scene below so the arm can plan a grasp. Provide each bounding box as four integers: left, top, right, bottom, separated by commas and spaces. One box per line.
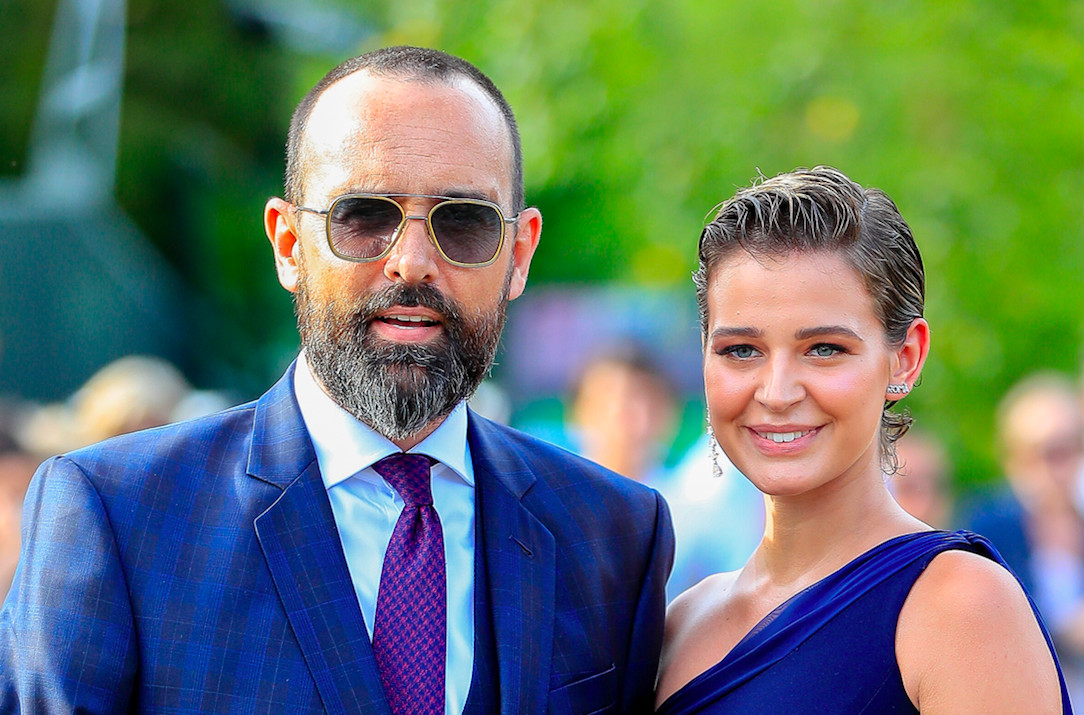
372, 453, 434, 507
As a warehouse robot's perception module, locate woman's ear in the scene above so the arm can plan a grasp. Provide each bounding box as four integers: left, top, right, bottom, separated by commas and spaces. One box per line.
888, 318, 930, 402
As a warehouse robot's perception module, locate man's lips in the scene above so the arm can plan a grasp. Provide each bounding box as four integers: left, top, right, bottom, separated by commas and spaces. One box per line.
376, 313, 441, 328
370, 308, 444, 336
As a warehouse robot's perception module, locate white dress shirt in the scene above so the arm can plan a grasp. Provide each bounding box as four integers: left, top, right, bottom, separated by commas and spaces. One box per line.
293, 354, 475, 715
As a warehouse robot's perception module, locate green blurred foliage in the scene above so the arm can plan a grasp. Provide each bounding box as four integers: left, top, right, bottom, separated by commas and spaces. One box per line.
2, 0, 1083, 491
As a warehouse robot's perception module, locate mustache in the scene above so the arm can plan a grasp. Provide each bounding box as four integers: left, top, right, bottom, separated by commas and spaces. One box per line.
354, 283, 461, 326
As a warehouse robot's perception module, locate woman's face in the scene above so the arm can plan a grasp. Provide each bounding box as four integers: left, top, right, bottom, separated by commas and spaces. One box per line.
703, 250, 920, 498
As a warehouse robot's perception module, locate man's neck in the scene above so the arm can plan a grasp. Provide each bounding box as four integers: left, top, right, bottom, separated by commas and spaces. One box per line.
389, 418, 445, 452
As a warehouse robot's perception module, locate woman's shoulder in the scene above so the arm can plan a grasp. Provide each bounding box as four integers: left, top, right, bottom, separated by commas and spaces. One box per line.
899, 548, 1034, 641
656, 570, 742, 704
665, 570, 741, 640
896, 548, 1064, 712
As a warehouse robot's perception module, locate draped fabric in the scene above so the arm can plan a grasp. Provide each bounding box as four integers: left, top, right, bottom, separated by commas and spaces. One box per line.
657, 530, 1072, 714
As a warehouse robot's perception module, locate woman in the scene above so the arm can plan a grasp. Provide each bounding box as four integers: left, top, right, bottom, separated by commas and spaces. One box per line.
656, 167, 1071, 713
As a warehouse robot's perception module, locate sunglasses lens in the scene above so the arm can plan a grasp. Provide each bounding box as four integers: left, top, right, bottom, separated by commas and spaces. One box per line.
328, 197, 403, 259
430, 201, 503, 265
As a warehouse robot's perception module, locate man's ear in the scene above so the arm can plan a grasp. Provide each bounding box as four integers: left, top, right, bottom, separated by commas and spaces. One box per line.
265, 197, 300, 293
888, 318, 930, 402
506, 207, 542, 301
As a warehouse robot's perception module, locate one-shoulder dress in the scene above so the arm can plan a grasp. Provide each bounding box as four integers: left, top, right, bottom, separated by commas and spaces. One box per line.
657, 530, 1072, 714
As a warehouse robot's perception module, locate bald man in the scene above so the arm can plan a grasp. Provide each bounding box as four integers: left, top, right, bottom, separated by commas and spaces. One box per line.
0, 47, 672, 715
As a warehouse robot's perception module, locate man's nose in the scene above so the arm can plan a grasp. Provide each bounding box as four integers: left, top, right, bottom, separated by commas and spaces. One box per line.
382, 215, 440, 284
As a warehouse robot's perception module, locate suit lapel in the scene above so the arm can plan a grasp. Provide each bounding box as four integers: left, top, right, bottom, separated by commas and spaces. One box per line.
246, 376, 559, 714
469, 412, 556, 714
249, 366, 391, 715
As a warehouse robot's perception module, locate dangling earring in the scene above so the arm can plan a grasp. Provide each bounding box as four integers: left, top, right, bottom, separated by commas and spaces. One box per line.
886, 383, 909, 395
707, 418, 723, 479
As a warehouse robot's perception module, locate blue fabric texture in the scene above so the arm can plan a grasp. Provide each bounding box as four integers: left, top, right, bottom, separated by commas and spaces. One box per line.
657, 530, 1072, 714
0, 363, 673, 714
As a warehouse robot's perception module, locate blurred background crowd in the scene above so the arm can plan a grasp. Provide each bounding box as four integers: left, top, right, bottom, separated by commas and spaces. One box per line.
3, 0, 1084, 707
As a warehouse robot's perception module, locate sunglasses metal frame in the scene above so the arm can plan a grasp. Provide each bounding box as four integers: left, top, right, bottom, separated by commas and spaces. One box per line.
294, 192, 519, 267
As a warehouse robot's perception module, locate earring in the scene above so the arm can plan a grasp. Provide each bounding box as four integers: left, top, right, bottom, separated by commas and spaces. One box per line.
886, 383, 909, 395
707, 418, 723, 479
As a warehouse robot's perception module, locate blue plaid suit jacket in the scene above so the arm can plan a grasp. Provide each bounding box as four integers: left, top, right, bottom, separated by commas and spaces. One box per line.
0, 367, 673, 714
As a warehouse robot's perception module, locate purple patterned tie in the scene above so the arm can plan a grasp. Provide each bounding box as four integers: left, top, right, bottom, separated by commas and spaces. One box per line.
371, 454, 446, 715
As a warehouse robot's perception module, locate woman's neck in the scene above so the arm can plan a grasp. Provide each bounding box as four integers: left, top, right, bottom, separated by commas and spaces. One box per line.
749, 470, 926, 590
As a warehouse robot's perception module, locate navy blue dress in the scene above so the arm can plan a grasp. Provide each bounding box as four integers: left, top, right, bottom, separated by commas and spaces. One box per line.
657, 530, 1072, 714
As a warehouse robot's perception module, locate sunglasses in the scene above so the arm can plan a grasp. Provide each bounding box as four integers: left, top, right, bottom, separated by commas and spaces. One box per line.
294, 193, 518, 267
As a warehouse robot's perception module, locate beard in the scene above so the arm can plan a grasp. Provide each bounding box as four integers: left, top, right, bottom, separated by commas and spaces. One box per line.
294, 263, 510, 442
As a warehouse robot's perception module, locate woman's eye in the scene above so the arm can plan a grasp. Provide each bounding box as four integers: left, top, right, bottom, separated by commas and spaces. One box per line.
722, 345, 758, 359
810, 344, 845, 357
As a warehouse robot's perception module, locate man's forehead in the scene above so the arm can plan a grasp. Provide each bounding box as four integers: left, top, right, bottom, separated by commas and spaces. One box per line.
298, 70, 514, 199
1009, 394, 1080, 444
304, 71, 507, 149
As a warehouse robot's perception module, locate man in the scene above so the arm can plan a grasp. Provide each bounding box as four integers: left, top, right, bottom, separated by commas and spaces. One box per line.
962, 372, 1084, 705
568, 342, 678, 484
890, 429, 954, 529
0, 47, 673, 714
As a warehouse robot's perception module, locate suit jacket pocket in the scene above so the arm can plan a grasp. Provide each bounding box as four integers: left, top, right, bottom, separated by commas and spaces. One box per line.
547, 664, 617, 715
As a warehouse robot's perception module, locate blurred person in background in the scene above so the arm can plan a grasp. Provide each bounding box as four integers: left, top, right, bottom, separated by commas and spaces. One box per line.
0, 451, 35, 605
663, 433, 764, 599
890, 429, 955, 529
0, 400, 38, 603
0, 46, 672, 714
1076, 364, 1084, 522
963, 372, 1084, 704
3, 356, 228, 603
567, 343, 765, 599
15, 354, 224, 458
567, 343, 759, 600
69, 355, 192, 446
568, 341, 678, 484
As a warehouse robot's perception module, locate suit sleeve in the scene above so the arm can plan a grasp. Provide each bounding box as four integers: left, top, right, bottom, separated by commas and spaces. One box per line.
0, 456, 138, 713
619, 489, 675, 714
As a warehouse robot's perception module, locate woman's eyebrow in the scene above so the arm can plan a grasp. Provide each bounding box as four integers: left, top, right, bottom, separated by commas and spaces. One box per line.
709, 326, 761, 340
794, 325, 863, 341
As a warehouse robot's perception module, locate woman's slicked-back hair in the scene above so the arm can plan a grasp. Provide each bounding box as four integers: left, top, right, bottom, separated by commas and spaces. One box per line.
694, 166, 925, 473
283, 46, 524, 211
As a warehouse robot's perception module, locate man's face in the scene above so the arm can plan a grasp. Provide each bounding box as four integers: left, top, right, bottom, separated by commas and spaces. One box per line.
266, 72, 541, 447
1005, 391, 1084, 505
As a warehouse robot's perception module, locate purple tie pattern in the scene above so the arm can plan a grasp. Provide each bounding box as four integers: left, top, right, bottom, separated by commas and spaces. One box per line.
371, 453, 446, 715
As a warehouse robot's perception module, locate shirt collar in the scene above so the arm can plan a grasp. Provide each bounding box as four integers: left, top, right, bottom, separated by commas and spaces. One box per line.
293, 352, 474, 490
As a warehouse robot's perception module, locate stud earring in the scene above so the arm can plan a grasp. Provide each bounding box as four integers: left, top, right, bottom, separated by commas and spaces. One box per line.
886, 383, 910, 396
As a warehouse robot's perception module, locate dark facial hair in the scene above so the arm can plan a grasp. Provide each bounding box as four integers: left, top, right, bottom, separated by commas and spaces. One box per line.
295, 265, 509, 441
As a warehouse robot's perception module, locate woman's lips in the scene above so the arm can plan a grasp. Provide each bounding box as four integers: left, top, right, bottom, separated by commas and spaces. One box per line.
747, 425, 821, 452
